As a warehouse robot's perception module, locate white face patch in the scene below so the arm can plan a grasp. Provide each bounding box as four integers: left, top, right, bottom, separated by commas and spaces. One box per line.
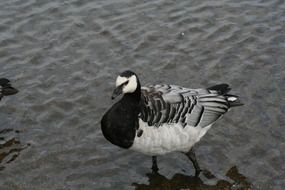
122, 75, 137, 93
116, 76, 128, 87
115, 75, 138, 94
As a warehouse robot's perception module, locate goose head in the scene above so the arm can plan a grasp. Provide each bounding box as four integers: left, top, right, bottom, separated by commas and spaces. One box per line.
111, 70, 140, 99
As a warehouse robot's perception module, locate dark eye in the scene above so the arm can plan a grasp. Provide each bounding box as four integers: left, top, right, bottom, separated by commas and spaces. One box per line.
124, 81, 129, 85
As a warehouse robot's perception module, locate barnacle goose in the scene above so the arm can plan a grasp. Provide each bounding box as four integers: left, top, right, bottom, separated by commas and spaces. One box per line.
0, 78, 18, 101
101, 70, 242, 176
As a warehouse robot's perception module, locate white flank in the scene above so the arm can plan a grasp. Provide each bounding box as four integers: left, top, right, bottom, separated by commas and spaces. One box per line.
131, 119, 212, 155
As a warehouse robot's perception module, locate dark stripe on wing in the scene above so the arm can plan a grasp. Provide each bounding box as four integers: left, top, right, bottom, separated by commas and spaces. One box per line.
194, 106, 204, 127
173, 94, 185, 123
180, 97, 191, 119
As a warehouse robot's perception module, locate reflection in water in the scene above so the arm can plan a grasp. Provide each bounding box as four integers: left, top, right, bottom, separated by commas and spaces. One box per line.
0, 128, 29, 171
133, 166, 252, 190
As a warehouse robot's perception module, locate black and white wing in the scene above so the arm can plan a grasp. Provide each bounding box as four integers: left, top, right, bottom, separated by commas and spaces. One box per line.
140, 84, 242, 128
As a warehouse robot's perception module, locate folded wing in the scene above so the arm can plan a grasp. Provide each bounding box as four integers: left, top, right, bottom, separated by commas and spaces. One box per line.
140, 84, 239, 128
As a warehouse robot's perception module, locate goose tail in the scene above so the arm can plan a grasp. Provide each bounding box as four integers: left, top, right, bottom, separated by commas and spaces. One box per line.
207, 83, 243, 107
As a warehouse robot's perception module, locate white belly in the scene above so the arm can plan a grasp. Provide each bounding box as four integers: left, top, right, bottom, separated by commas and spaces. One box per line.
130, 119, 212, 155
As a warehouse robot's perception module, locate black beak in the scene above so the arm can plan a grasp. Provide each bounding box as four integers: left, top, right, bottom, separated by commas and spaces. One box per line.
111, 86, 123, 100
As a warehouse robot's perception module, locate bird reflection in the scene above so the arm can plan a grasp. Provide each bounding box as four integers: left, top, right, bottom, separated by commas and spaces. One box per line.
0, 78, 22, 170
133, 166, 252, 190
0, 129, 29, 171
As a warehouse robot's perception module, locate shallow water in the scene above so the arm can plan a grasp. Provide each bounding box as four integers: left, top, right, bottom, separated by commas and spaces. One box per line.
0, 0, 284, 189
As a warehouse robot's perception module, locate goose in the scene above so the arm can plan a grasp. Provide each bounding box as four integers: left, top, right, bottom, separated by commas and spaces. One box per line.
0, 78, 18, 101
101, 70, 242, 176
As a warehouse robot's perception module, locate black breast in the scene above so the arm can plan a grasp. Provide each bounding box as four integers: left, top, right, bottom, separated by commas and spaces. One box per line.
101, 100, 138, 149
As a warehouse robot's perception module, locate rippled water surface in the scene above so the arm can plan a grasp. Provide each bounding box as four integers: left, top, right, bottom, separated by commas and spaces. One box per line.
0, 0, 284, 189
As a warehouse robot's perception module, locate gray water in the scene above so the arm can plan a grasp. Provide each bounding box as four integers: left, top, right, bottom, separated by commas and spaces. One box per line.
0, 0, 284, 189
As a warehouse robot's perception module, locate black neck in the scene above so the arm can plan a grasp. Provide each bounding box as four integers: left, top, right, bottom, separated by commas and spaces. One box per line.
101, 79, 142, 149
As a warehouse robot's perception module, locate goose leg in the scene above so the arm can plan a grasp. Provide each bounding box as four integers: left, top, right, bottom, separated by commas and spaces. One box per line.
185, 148, 202, 176
151, 156, 159, 173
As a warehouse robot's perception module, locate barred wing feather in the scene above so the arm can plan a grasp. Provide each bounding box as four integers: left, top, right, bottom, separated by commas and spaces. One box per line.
140, 84, 232, 128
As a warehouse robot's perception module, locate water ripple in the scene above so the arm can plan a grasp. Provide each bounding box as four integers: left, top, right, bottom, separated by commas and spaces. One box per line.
0, 0, 284, 189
